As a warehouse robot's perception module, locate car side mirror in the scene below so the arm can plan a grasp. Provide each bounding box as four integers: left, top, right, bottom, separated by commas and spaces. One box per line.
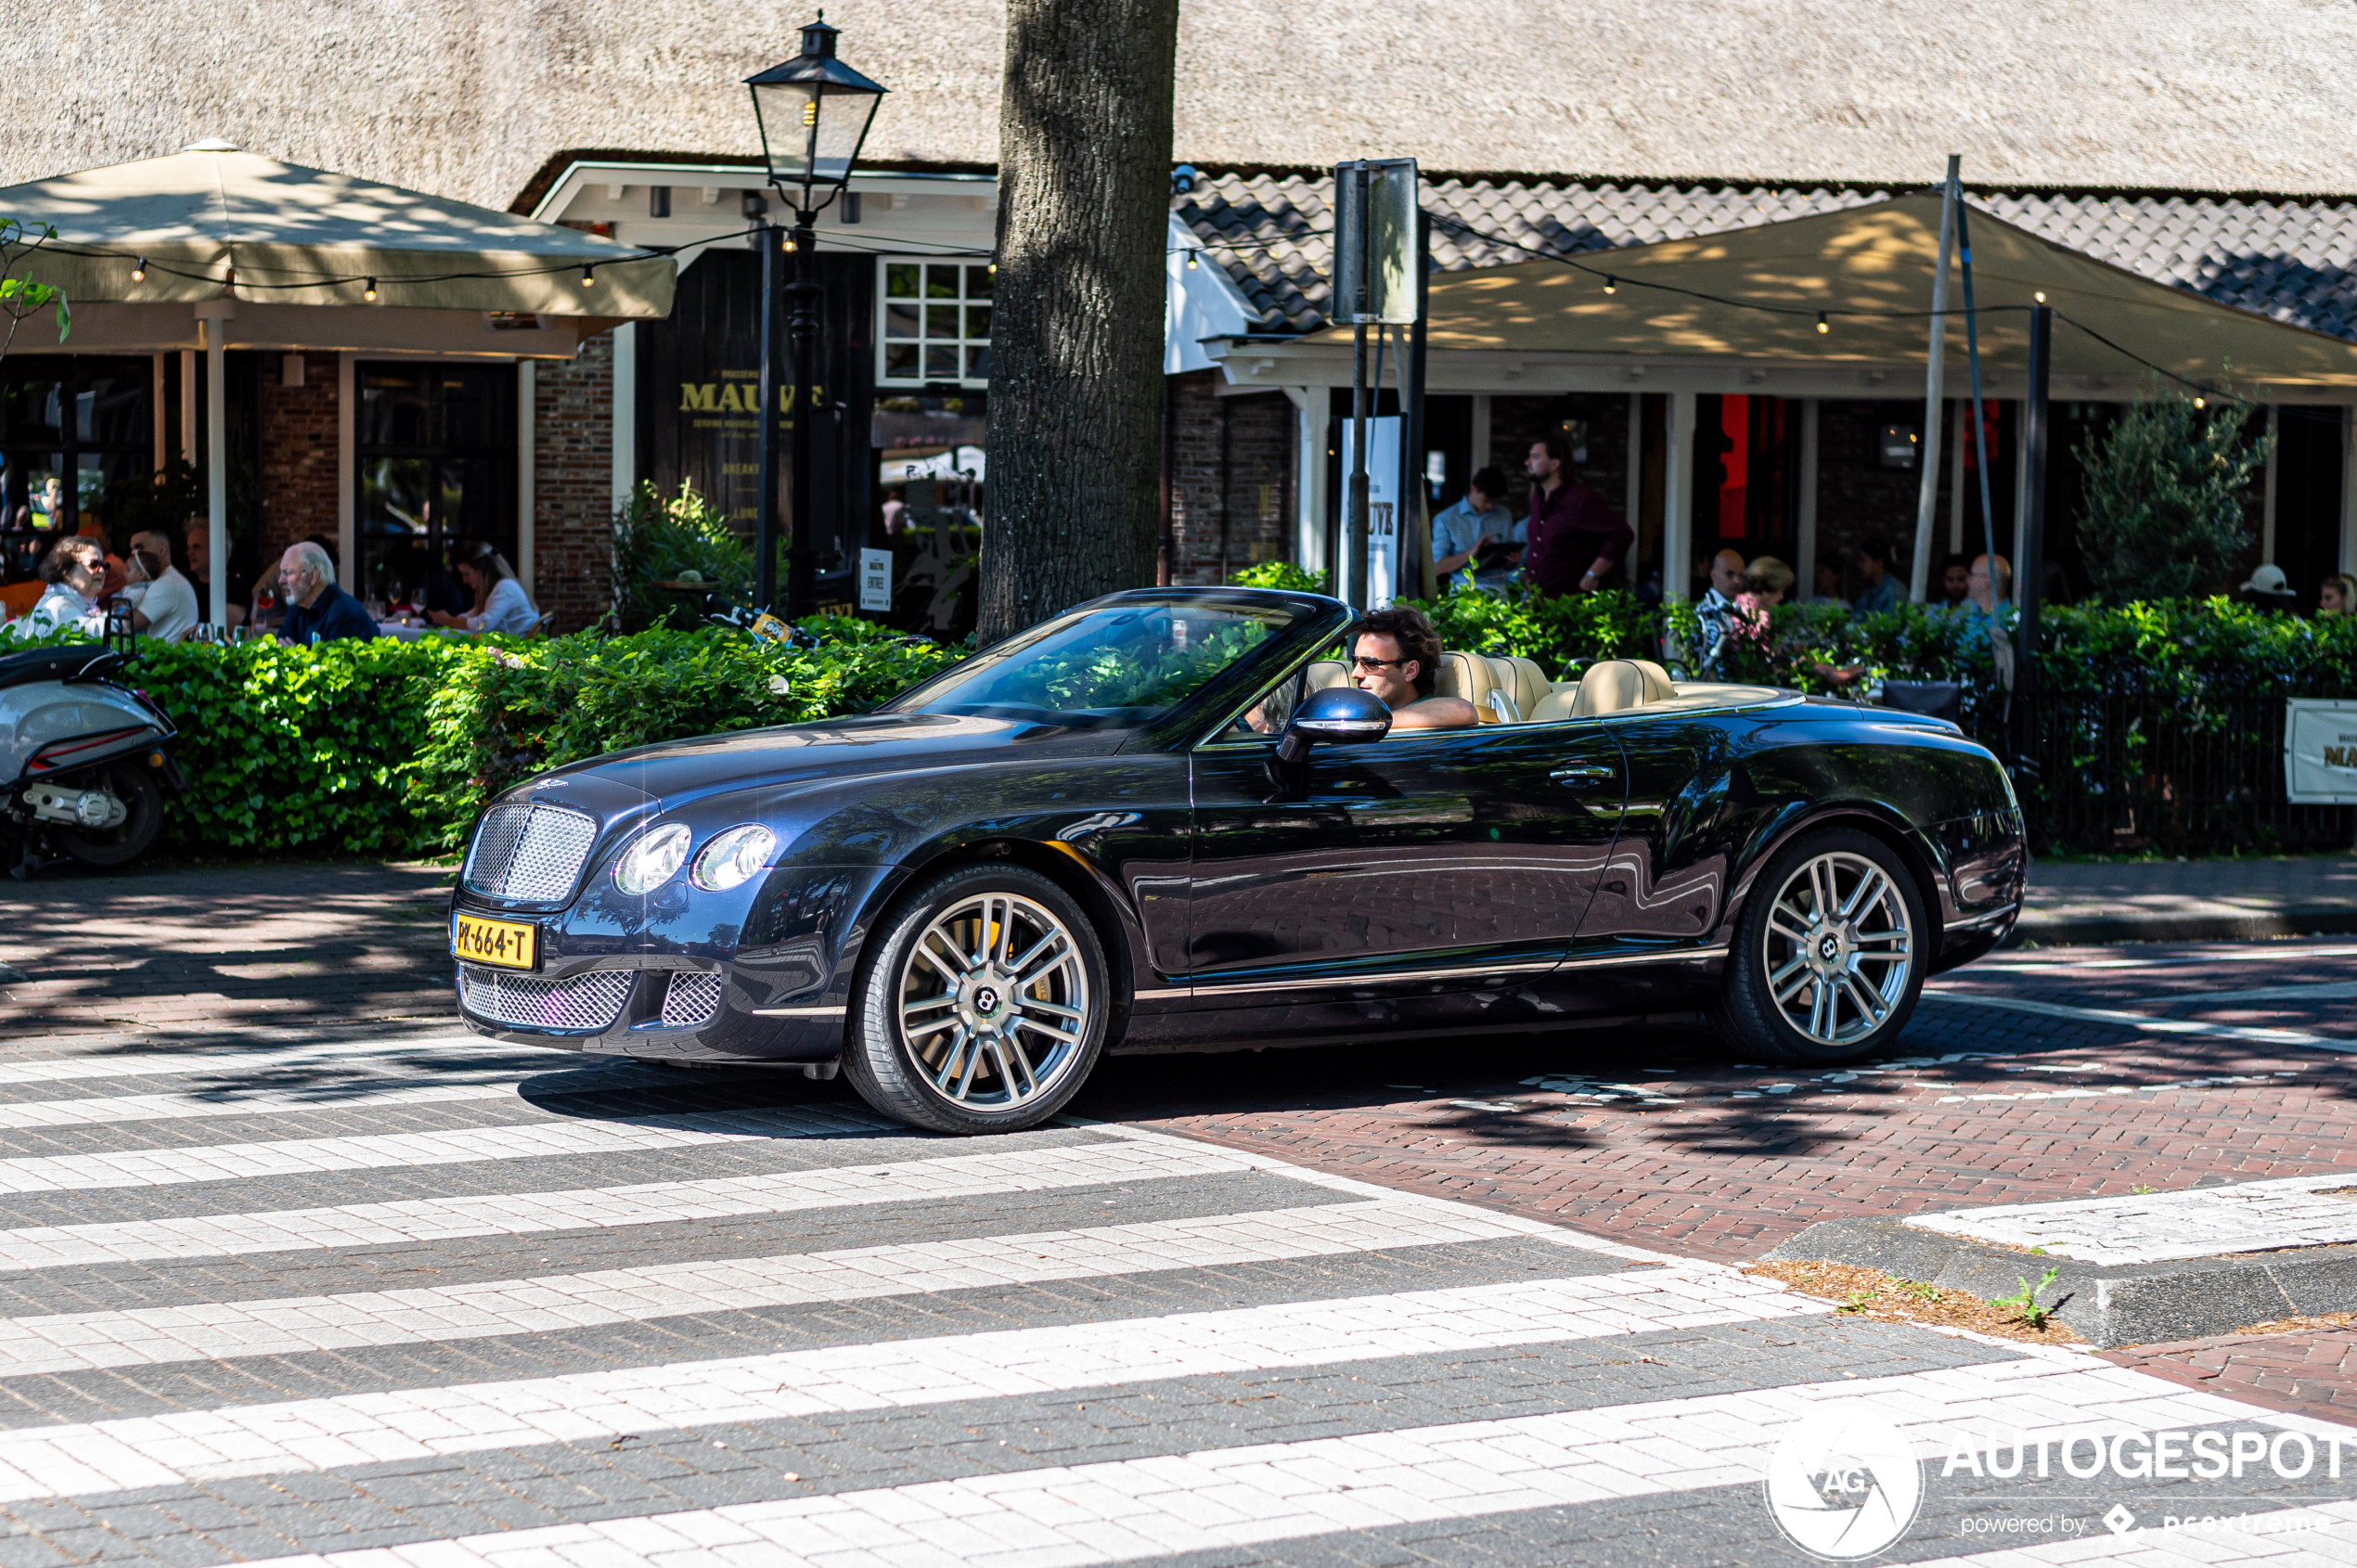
1275, 685, 1391, 765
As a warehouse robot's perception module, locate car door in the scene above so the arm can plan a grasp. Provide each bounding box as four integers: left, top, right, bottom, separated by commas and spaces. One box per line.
1185, 718, 1628, 1007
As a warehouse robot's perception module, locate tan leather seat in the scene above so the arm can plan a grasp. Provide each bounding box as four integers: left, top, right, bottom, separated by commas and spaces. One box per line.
1432, 649, 1514, 722
1305, 659, 1349, 691
1528, 659, 1657, 722
1629, 659, 1679, 702
1484, 655, 1551, 723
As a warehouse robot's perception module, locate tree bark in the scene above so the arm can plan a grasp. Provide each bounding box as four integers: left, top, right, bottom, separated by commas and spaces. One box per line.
980, 0, 1178, 644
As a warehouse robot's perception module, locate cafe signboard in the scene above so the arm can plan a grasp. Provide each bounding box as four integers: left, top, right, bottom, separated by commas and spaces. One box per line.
2284, 699, 2357, 803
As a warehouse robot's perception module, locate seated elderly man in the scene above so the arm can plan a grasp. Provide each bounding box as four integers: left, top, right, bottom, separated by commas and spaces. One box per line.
1346, 605, 1477, 732
275, 542, 382, 646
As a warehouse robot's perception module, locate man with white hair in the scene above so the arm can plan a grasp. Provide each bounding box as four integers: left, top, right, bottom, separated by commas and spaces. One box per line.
275, 541, 380, 645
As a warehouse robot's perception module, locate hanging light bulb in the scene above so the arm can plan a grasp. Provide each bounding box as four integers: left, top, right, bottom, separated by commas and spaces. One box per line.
782, 234, 797, 253
2193, 395, 2207, 409
581, 263, 597, 288
131, 258, 148, 282
363, 277, 378, 302
987, 261, 998, 274
1603, 275, 1617, 294
1816, 311, 1830, 334
1186, 251, 1199, 270
2034, 289, 2048, 303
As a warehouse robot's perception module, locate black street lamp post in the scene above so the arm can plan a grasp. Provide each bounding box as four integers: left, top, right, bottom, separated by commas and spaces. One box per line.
745, 15, 886, 615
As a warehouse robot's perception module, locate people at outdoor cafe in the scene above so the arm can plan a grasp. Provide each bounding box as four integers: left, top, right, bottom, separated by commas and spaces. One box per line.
6, 535, 108, 640
428, 543, 539, 636
2320, 574, 2355, 616
1849, 535, 1904, 615
122, 529, 199, 643
275, 541, 382, 645
1516, 435, 1631, 596
1430, 465, 1519, 585
183, 521, 247, 630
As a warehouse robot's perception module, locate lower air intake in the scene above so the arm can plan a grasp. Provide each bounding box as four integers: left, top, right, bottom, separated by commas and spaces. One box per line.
661, 970, 724, 1029
459, 965, 634, 1032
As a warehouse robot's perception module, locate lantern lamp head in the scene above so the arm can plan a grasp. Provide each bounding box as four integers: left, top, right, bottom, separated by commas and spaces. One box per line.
745, 14, 888, 217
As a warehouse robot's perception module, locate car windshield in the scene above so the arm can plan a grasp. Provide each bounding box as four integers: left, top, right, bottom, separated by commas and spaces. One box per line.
885, 598, 1312, 727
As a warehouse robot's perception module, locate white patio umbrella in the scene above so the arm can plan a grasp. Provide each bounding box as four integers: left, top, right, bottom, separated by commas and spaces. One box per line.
0, 142, 677, 625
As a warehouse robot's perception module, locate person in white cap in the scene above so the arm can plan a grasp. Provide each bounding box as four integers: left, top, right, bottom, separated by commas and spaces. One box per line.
2239, 563, 2299, 612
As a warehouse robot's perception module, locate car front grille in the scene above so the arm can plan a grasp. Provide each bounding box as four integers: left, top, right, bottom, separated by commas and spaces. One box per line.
458, 965, 634, 1032
661, 970, 724, 1029
463, 803, 599, 900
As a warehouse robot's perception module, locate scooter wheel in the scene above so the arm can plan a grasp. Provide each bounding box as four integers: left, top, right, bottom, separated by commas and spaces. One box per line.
50, 764, 165, 868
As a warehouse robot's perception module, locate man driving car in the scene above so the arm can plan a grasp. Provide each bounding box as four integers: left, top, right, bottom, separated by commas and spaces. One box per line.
1346, 606, 1477, 731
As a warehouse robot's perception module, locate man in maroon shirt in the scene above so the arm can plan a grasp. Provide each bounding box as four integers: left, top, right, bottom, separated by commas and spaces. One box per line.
1516, 433, 1633, 595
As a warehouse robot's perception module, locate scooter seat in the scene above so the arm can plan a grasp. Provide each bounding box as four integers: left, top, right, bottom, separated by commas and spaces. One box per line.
0, 645, 125, 692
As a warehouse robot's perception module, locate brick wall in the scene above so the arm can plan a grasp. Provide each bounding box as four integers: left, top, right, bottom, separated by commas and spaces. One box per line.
257, 353, 339, 568
532, 335, 615, 632
1165, 371, 1294, 584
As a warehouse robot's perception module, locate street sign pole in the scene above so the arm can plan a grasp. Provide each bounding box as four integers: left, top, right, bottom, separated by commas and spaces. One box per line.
1346, 161, 1372, 610
1333, 156, 1418, 611
2015, 302, 2052, 770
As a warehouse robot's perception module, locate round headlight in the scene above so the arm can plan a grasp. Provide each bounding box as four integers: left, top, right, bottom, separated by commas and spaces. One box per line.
613, 823, 691, 894
691, 824, 777, 892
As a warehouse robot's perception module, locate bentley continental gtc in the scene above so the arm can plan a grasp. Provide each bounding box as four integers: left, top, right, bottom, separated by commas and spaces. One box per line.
449, 587, 2024, 1133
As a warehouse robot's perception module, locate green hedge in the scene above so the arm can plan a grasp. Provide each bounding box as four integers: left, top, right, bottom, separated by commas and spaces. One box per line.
99, 620, 954, 859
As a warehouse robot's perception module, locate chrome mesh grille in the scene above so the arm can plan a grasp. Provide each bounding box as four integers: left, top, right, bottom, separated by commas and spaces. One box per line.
463, 803, 599, 900
458, 965, 633, 1032
661, 970, 724, 1029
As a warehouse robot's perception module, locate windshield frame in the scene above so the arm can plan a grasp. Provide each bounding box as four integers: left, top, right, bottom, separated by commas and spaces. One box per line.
878, 587, 1349, 746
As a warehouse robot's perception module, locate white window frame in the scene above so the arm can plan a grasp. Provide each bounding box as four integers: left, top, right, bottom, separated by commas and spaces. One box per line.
875, 257, 992, 390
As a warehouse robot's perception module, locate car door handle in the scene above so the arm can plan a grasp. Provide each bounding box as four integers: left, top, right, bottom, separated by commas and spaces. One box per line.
1551, 764, 1616, 783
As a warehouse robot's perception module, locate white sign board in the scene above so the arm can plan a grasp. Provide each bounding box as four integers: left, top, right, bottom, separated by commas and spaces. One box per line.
2285, 699, 2357, 803
858, 548, 893, 613
1339, 416, 1401, 608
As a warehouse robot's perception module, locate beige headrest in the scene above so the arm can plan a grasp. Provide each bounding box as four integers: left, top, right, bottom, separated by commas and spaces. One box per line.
1486, 655, 1552, 718
1568, 660, 1650, 718
1629, 659, 1679, 701
1305, 660, 1349, 690
1433, 649, 1509, 721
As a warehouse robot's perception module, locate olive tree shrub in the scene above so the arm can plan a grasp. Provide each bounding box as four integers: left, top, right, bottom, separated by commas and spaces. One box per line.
2076, 383, 2270, 603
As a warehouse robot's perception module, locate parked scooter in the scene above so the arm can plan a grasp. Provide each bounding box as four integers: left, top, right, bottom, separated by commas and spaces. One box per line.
0, 635, 185, 878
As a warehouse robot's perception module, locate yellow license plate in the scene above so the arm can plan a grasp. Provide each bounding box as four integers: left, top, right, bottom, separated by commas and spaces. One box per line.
452, 913, 538, 970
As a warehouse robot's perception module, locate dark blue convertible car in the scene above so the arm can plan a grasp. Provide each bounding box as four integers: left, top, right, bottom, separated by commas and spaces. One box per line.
449, 586, 2023, 1133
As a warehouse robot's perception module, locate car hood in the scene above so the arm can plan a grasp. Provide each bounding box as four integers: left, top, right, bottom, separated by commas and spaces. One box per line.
526, 710, 1132, 815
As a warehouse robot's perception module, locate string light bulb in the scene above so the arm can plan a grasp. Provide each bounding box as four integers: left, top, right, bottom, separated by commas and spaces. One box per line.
2193, 395, 2207, 409
1816, 311, 1829, 334
2034, 290, 2048, 303
130, 258, 147, 282
1603, 275, 1617, 294
1186, 251, 1198, 270
987, 261, 998, 274
362, 277, 378, 302
581, 263, 596, 288
782, 235, 797, 253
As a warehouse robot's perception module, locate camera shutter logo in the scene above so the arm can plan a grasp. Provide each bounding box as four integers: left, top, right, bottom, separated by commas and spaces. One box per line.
1762, 1402, 1925, 1560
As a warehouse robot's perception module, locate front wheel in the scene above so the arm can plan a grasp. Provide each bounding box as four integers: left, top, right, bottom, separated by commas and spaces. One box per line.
1711, 828, 1926, 1066
841, 863, 1110, 1134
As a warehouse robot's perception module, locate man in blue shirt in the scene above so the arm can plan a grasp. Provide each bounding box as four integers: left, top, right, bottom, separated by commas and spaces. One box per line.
275, 542, 383, 645
1851, 535, 1905, 615
1429, 467, 1519, 586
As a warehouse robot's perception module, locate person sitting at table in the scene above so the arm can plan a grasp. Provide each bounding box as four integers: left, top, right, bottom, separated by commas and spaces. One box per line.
428, 544, 538, 635
276, 542, 381, 645
7, 536, 108, 638
122, 529, 199, 643
182, 521, 248, 630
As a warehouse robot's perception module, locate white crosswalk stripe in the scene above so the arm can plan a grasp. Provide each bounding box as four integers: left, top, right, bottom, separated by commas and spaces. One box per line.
207, 1360, 2348, 1568
0, 1136, 1264, 1270
0, 1198, 1555, 1375
0, 1269, 1822, 1500
0, 1102, 890, 1195
0, 1027, 2330, 1568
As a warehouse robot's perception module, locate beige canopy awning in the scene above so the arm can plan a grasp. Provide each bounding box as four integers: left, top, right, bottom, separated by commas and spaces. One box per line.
0, 144, 675, 358
1321, 192, 2357, 392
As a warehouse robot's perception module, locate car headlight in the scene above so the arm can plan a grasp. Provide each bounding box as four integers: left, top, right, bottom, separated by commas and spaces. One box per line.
613, 823, 691, 894
691, 824, 777, 892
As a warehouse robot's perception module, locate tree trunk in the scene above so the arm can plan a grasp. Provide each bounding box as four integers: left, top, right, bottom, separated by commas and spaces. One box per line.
979, 0, 1178, 644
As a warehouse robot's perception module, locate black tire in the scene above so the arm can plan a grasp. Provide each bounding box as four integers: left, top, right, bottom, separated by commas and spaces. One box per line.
1711, 827, 1927, 1067
840, 862, 1111, 1135
49, 763, 165, 868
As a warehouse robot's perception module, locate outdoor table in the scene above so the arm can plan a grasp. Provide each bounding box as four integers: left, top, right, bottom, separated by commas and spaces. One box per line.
377, 621, 443, 643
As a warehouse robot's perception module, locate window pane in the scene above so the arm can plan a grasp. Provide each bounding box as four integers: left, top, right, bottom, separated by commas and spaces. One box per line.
964, 304, 992, 339
883, 343, 920, 378
925, 303, 960, 339
3, 379, 63, 444
5, 451, 69, 528
77, 369, 150, 447
359, 366, 436, 448
923, 344, 960, 379
439, 367, 513, 455
885, 263, 920, 298
883, 302, 920, 340
925, 264, 960, 300
964, 345, 990, 381
965, 264, 993, 299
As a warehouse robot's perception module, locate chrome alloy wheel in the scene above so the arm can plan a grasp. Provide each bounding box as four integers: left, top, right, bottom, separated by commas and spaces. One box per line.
1760, 850, 1915, 1047
894, 891, 1090, 1113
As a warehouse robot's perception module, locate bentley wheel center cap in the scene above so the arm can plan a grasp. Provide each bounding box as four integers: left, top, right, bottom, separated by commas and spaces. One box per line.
1818, 934, 1842, 963
973, 986, 1000, 1015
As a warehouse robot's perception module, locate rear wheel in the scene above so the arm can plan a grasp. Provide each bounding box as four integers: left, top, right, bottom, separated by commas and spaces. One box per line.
1712, 828, 1925, 1066
841, 863, 1110, 1134
48, 763, 165, 868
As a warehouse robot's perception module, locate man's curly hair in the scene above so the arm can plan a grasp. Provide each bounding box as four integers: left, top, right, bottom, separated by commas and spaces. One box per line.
1346, 604, 1443, 698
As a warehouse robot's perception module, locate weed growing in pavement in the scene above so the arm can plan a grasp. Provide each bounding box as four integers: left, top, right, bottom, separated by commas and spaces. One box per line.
1990, 1266, 2064, 1330
1839, 1291, 1877, 1314
1746, 1260, 2082, 1343
2132, 1184, 2158, 1195
1900, 1279, 1943, 1303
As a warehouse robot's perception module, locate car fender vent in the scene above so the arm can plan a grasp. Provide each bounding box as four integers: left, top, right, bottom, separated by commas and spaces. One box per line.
464, 803, 600, 900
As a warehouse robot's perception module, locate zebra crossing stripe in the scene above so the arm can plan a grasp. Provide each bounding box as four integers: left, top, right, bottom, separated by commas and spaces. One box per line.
0, 1134, 1269, 1270
0, 1075, 525, 1133
0, 1035, 523, 1089
0, 1199, 1563, 1376
0, 1103, 891, 1195
0, 1269, 1820, 1500
191, 1359, 2327, 1568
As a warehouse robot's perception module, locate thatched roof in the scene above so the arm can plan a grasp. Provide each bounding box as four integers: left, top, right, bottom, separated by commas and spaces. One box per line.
14, 2, 2357, 212
1180, 174, 2357, 342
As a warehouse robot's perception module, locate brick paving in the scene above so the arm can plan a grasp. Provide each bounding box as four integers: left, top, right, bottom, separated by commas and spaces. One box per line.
2102, 1328, 2357, 1429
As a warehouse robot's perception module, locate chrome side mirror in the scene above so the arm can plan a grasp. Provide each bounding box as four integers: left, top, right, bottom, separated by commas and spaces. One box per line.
1276, 684, 1391, 765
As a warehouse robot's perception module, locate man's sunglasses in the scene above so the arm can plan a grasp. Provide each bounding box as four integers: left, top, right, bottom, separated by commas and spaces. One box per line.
1349, 655, 1406, 672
